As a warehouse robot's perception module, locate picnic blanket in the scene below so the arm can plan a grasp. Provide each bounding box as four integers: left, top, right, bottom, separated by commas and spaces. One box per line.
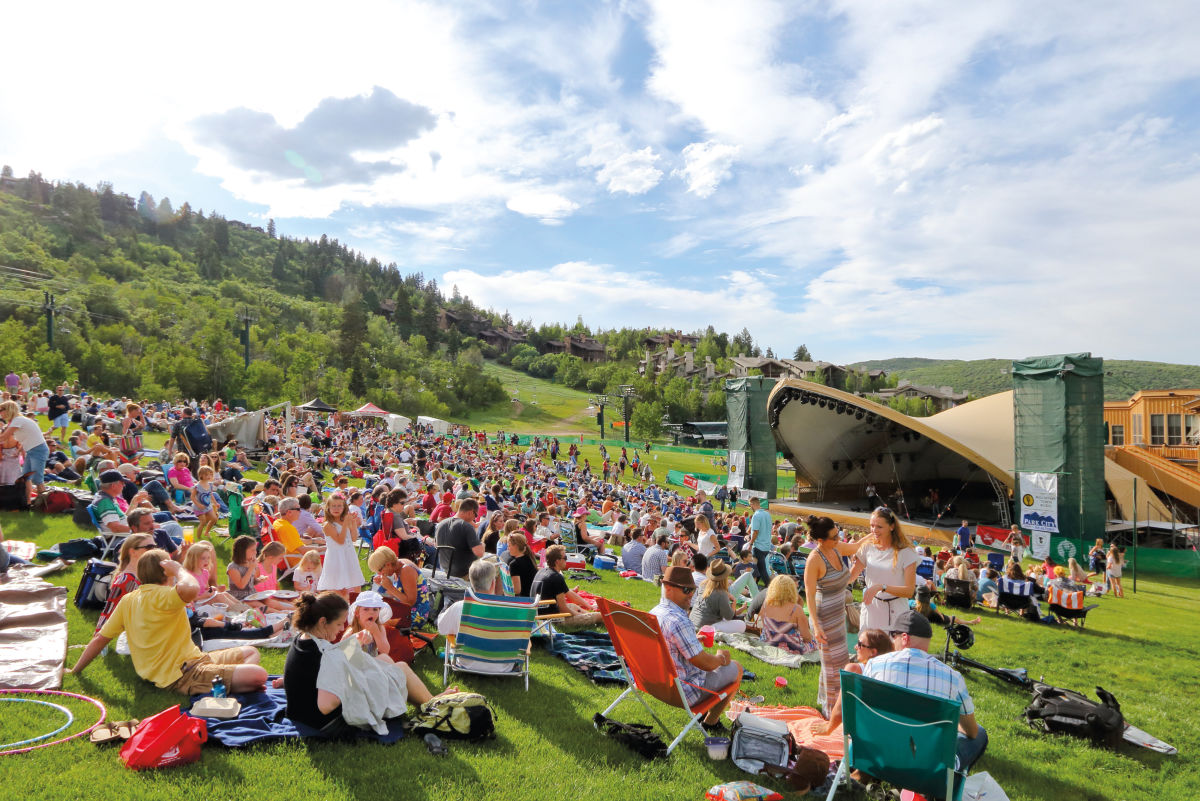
715, 631, 822, 668
545, 630, 628, 683
187, 682, 405, 747
0, 572, 69, 689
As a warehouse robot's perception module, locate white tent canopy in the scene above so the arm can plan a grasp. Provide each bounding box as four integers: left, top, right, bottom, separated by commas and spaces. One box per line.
386, 414, 412, 434
416, 415, 450, 435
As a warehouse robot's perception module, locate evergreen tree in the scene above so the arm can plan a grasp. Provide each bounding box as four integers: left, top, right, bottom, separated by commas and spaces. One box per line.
793, 344, 812, 361
267, 218, 276, 238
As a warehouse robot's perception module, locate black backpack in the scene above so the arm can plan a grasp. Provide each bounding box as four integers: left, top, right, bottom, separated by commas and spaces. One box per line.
1024, 682, 1124, 749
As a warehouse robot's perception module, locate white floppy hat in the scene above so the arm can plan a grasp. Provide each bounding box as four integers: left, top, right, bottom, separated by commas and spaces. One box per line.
348, 592, 392, 624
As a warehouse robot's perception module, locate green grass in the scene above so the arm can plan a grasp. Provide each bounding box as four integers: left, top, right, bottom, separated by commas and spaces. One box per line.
3, 506, 1198, 801
458, 363, 596, 433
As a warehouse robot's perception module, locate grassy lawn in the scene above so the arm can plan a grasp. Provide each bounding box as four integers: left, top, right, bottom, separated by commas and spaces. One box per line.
2, 504, 1197, 800
462, 363, 596, 434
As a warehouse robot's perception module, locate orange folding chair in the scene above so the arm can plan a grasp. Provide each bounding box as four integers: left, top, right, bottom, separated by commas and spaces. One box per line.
595, 596, 741, 755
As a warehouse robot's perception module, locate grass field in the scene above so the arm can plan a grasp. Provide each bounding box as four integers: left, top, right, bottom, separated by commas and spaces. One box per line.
460, 363, 596, 434
3, 501, 1198, 800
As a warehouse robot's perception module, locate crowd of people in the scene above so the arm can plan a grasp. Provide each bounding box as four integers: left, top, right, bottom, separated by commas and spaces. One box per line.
0, 382, 1131, 785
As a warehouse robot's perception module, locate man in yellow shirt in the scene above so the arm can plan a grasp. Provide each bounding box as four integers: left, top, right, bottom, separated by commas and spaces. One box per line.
69, 550, 268, 695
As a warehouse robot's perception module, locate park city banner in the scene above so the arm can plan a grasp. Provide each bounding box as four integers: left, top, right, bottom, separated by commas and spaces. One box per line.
1018, 472, 1059, 534
727, 450, 747, 489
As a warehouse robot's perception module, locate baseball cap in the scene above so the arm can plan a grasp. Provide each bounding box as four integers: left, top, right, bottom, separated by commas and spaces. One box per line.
99, 469, 125, 485
889, 610, 934, 639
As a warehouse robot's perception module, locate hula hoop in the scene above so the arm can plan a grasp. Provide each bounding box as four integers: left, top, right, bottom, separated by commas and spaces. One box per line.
0, 698, 74, 749
0, 689, 106, 756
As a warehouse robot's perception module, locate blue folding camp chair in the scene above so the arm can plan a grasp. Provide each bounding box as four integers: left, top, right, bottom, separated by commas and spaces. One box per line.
916, 557, 936, 582
789, 551, 808, 577
826, 671, 965, 801
986, 552, 1005, 572
560, 521, 597, 561
766, 551, 789, 579
997, 578, 1037, 616
86, 503, 121, 561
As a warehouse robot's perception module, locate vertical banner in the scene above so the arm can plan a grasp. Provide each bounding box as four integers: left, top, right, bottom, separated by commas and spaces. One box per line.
1018, 472, 1060, 533
727, 450, 747, 489
1030, 530, 1051, 560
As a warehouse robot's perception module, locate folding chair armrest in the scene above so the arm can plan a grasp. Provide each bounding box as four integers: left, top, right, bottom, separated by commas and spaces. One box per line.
536, 612, 572, 620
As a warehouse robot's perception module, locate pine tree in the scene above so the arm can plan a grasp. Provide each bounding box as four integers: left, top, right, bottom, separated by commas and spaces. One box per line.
267, 218, 276, 238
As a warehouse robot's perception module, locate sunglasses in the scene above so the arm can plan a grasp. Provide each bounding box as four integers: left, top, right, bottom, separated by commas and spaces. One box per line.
664, 582, 696, 595
874, 506, 895, 520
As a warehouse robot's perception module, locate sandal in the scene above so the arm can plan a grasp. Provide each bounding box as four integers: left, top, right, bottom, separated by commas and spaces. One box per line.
89, 719, 139, 745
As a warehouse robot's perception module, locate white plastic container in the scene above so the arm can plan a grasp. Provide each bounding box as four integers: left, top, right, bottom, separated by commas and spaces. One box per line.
704, 736, 730, 760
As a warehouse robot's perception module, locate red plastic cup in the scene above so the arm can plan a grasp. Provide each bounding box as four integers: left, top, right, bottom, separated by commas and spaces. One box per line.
774, 676, 788, 688
699, 627, 715, 648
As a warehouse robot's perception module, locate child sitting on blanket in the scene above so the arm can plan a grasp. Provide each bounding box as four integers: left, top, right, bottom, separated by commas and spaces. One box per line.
292, 550, 322, 593
182, 541, 246, 615
227, 536, 294, 613
255, 541, 296, 612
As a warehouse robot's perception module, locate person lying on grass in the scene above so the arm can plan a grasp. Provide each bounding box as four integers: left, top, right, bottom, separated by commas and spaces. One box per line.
70, 549, 269, 695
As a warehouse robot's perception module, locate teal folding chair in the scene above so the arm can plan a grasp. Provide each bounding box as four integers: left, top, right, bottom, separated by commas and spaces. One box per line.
443, 594, 538, 691
826, 670, 964, 801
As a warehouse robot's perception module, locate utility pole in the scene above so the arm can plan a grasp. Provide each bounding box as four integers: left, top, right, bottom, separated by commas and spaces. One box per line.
237, 308, 256, 369
42, 292, 56, 348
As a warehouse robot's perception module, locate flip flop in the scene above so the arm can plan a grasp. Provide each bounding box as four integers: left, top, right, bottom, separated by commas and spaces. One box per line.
89, 719, 139, 745
89, 721, 120, 745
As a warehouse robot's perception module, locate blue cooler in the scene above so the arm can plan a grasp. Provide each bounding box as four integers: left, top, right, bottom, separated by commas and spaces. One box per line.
593, 555, 617, 571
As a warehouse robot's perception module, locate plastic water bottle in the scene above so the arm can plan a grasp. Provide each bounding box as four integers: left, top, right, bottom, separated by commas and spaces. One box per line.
211, 677, 226, 698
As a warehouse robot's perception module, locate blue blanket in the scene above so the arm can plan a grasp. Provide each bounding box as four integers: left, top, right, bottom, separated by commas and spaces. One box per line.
187, 682, 405, 747
545, 630, 628, 683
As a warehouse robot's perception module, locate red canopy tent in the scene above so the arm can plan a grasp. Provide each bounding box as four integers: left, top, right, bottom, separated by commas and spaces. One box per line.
348, 402, 389, 417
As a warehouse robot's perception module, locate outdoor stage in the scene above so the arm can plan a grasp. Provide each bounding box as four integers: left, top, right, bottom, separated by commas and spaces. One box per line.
767, 499, 958, 546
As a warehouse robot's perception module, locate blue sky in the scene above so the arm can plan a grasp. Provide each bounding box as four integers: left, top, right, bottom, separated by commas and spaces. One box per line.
4, 0, 1200, 365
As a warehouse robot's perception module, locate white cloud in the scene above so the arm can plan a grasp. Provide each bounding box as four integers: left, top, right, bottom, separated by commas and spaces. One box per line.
505, 191, 580, 224
676, 141, 740, 197
594, 148, 663, 195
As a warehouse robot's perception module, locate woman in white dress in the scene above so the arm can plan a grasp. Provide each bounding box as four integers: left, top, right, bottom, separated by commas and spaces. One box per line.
317, 493, 365, 599
850, 506, 921, 632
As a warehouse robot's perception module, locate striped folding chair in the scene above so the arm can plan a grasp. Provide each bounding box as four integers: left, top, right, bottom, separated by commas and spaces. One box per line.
443, 594, 538, 691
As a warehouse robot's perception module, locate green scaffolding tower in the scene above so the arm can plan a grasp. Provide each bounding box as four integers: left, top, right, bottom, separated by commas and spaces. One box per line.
725, 376, 778, 499
1011, 353, 1106, 563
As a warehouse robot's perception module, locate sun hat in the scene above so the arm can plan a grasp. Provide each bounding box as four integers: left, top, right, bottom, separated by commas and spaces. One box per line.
707, 559, 731, 580
348, 592, 392, 624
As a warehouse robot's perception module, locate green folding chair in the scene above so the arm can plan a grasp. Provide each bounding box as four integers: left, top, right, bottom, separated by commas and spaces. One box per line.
443, 594, 538, 691
826, 670, 964, 801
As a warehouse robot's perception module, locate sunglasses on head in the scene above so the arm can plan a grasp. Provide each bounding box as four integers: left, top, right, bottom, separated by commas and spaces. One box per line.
664, 582, 696, 595
874, 506, 895, 520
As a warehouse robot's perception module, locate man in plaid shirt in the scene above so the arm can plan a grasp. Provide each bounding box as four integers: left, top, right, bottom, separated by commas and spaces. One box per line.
650, 566, 742, 732
863, 610, 988, 778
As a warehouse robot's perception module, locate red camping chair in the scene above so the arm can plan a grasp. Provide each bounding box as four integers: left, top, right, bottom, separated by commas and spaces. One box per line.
594, 596, 741, 755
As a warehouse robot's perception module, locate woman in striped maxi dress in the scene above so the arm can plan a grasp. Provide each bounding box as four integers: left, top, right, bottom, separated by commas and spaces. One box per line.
803, 516, 858, 717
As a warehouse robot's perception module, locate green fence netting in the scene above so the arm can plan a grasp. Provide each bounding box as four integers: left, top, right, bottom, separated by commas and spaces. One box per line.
1012, 353, 1106, 543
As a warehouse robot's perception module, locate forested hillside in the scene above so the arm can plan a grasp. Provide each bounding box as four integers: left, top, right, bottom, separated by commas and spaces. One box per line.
0, 171, 507, 418
0, 169, 777, 431
849, 357, 1200, 401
